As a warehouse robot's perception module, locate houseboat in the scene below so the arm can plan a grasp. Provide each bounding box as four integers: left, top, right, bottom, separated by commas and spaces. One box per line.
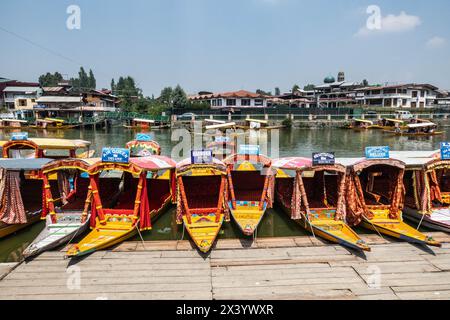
0, 119, 29, 130
30, 118, 79, 130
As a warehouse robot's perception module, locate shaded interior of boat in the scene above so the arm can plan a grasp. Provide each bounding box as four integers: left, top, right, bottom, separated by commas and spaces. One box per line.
230, 171, 266, 202
181, 175, 222, 211
276, 171, 340, 211
357, 165, 400, 209
21, 173, 57, 214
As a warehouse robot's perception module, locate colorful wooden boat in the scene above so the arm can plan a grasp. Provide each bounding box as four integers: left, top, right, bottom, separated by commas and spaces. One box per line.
273, 157, 370, 252
394, 152, 450, 233
176, 157, 228, 253
1, 138, 92, 159
373, 118, 407, 131
0, 119, 29, 130
123, 118, 169, 130
344, 119, 375, 130
66, 156, 176, 257
236, 118, 285, 130
384, 122, 443, 136
206, 140, 236, 160
126, 139, 161, 157
343, 157, 441, 247
0, 158, 53, 239
30, 118, 79, 130
22, 158, 101, 258
224, 153, 274, 236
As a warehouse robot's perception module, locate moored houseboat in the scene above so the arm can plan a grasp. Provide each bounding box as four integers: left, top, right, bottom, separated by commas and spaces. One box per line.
0, 119, 29, 130
384, 122, 443, 136
30, 118, 79, 130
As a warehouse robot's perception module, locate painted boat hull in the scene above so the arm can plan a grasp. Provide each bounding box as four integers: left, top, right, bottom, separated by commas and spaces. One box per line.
360, 215, 441, 247
183, 213, 224, 253
383, 130, 444, 136
22, 212, 90, 259
228, 201, 266, 236
280, 206, 370, 252
403, 207, 450, 233
0, 211, 41, 239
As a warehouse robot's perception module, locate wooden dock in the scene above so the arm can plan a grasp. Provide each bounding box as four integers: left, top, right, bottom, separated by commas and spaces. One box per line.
2, 232, 450, 300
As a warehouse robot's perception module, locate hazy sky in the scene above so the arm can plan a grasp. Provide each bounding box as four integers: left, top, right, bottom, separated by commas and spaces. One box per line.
1, 0, 449, 96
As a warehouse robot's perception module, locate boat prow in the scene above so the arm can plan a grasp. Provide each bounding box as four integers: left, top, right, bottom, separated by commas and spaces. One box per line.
404, 207, 450, 233
23, 212, 90, 259
361, 213, 441, 247
229, 201, 266, 236
309, 218, 371, 252
183, 214, 224, 253
66, 216, 137, 257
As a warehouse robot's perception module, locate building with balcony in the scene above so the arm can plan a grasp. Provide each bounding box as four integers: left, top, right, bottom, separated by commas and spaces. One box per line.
355, 84, 439, 108
189, 90, 268, 110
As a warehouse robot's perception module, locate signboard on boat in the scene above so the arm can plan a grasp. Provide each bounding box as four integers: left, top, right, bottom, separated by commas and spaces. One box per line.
10, 132, 28, 141
441, 142, 450, 160
191, 149, 213, 164
135, 133, 153, 142
239, 145, 260, 155
215, 136, 230, 143
365, 146, 390, 159
101, 147, 130, 164
312, 152, 335, 166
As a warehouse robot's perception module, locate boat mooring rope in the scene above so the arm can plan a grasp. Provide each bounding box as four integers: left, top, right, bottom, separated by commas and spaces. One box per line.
134, 222, 146, 250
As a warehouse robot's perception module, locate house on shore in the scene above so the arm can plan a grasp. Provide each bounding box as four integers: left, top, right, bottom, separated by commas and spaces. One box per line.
355, 83, 439, 108
0, 79, 41, 114
189, 90, 268, 110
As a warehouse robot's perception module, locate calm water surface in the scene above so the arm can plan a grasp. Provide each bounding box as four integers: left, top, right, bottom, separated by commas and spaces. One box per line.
0, 127, 446, 262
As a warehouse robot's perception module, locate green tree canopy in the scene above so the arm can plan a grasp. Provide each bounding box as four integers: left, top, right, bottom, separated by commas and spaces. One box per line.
303, 84, 316, 91
274, 87, 281, 96
172, 85, 188, 109
38, 72, 64, 87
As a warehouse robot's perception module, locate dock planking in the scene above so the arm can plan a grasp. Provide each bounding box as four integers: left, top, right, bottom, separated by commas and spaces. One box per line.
1, 232, 450, 300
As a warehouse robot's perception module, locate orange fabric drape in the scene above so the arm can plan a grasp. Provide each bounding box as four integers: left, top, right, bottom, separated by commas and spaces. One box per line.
89, 174, 105, 228
0, 171, 27, 224
389, 169, 405, 219
428, 171, 443, 204
345, 171, 373, 226
335, 173, 347, 221
139, 175, 151, 230
290, 171, 310, 220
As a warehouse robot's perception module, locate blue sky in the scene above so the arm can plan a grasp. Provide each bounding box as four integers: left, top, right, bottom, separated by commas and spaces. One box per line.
1, 0, 449, 96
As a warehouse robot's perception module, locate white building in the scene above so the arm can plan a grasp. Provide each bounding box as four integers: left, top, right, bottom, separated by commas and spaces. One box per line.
189, 90, 268, 109
3, 86, 42, 112
355, 84, 439, 108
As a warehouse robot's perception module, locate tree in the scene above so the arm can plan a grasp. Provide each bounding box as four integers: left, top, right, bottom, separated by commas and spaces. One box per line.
38, 72, 63, 86
256, 89, 272, 96
292, 84, 300, 93
274, 87, 281, 96
159, 87, 173, 107
111, 79, 116, 95
88, 69, 96, 89
172, 85, 188, 109
113, 76, 143, 112
303, 84, 316, 91
362, 79, 369, 86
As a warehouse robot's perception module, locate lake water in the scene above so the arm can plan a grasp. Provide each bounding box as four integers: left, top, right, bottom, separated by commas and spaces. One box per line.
0, 126, 446, 262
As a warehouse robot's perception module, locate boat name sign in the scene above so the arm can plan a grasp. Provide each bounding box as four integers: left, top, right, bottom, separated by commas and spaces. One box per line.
101, 147, 130, 164
136, 133, 153, 142
191, 149, 213, 164
239, 145, 260, 155
215, 136, 231, 143
441, 142, 450, 160
365, 146, 390, 159
312, 152, 335, 165
10, 132, 28, 141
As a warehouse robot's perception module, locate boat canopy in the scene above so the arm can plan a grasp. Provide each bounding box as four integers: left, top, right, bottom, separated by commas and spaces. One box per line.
383, 118, 404, 123
29, 138, 91, 149
205, 122, 236, 130
246, 118, 268, 124
89, 155, 177, 175
126, 140, 161, 157
44, 118, 65, 123
177, 157, 227, 176
1, 119, 28, 123
133, 118, 155, 123
42, 158, 101, 174
407, 123, 437, 129
224, 153, 272, 168
272, 157, 347, 220
344, 157, 406, 226
204, 119, 226, 124
354, 119, 373, 124
0, 158, 52, 171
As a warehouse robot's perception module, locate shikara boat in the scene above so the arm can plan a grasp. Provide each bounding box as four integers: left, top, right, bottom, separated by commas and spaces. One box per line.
224, 153, 275, 236
66, 156, 176, 257
1, 138, 92, 159
396, 153, 450, 233
343, 157, 441, 247
345, 119, 375, 130
30, 118, 79, 130
176, 157, 228, 253
384, 122, 443, 136
0, 158, 53, 239
0, 119, 29, 130
123, 118, 169, 130
273, 157, 370, 251
126, 139, 161, 157
22, 158, 100, 259
374, 118, 407, 131
236, 118, 285, 130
